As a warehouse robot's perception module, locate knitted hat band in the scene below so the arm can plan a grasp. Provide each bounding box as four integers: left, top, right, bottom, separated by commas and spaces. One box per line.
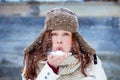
44, 8, 79, 32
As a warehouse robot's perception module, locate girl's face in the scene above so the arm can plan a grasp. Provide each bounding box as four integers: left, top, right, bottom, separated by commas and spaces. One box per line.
51, 30, 72, 53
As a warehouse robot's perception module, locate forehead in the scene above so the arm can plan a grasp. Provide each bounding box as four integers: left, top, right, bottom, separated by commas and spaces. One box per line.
51, 30, 72, 34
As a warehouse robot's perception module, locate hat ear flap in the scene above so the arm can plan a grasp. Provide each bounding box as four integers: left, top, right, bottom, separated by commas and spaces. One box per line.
75, 32, 97, 64
75, 32, 95, 54
24, 30, 46, 54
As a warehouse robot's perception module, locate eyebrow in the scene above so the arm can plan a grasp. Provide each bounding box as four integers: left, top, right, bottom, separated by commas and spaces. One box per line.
51, 32, 58, 35
63, 32, 70, 35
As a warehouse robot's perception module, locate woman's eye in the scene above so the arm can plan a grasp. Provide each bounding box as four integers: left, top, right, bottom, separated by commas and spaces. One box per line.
64, 33, 70, 36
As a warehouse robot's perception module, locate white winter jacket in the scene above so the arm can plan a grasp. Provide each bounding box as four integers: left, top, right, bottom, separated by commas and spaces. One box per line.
22, 56, 107, 80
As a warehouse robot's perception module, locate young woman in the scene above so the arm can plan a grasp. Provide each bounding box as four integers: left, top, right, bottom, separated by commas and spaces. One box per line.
22, 8, 107, 80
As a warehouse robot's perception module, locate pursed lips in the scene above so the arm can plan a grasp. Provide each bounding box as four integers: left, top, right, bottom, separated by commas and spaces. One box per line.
56, 47, 64, 51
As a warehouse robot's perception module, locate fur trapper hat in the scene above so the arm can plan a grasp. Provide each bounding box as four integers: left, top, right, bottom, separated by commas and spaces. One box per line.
44, 8, 78, 32
24, 8, 97, 63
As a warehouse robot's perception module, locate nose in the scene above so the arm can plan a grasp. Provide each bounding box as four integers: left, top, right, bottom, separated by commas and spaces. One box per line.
57, 41, 62, 44
57, 37, 63, 44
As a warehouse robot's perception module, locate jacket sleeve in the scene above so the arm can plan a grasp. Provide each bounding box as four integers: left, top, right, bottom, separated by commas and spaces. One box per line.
81, 57, 107, 80
36, 63, 60, 80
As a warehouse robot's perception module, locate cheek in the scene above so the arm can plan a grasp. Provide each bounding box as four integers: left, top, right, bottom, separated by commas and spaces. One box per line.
51, 38, 56, 49
64, 38, 72, 50
64, 38, 71, 44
